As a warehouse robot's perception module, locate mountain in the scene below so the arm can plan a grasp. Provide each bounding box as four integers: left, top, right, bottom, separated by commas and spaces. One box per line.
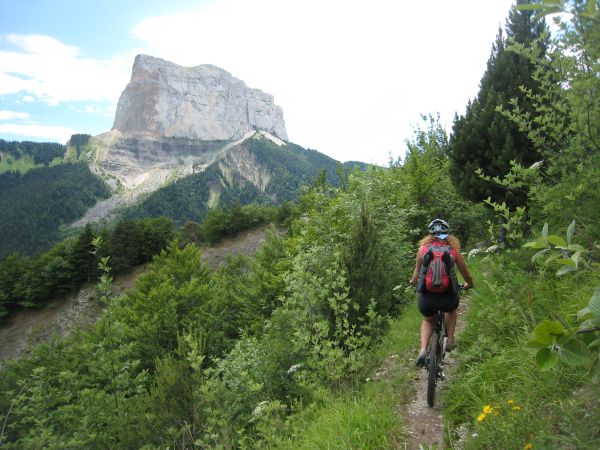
113, 54, 287, 141
72, 54, 352, 226
0, 55, 364, 256
120, 133, 345, 225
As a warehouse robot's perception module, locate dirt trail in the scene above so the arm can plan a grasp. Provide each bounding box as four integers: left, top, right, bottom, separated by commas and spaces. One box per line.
403, 297, 470, 449
0, 225, 273, 368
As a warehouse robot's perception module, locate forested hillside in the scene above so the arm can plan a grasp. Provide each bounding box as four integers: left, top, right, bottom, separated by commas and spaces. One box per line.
121, 135, 353, 225
0, 163, 111, 258
0, 1, 598, 448
0, 139, 65, 170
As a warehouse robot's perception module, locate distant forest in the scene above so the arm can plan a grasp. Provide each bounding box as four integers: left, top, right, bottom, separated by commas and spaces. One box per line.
122, 136, 361, 225
0, 162, 111, 258
0, 139, 66, 165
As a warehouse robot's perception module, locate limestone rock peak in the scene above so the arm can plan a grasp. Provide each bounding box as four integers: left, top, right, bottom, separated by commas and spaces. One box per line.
112, 54, 288, 141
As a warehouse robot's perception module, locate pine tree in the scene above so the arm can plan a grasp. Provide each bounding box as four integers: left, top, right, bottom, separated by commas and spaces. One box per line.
344, 201, 392, 328
71, 223, 98, 283
449, 1, 549, 207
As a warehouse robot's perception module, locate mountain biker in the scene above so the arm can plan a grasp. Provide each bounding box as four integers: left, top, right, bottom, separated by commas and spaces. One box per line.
410, 219, 473, 366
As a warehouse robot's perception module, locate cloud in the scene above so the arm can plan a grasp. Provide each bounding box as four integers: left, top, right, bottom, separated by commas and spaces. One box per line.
0, 123, 76, 143
132, 0, 515, 163
0, 110, 30, 120
0, 34, 132, 106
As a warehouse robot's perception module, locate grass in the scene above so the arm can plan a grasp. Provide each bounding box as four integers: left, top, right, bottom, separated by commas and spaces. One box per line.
263, 304, 423, 449
443, 251, 600, 449
0, 153, 63, 174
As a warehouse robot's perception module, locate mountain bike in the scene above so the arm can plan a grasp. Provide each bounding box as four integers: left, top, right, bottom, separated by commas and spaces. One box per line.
425, 308, 447, 407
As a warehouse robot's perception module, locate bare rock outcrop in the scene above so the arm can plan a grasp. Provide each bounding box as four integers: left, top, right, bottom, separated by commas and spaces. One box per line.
113, 54, 288, 142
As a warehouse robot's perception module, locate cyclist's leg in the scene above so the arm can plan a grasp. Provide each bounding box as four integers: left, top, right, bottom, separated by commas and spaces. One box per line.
445, 309, 458, 344
420, 315, 435, 351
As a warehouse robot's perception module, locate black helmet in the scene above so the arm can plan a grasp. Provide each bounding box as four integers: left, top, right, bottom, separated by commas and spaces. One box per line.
428, 219, 450, 239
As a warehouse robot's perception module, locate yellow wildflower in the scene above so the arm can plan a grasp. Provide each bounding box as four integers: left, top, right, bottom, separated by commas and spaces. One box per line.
507, 399, 515, 405
483, 405, 493, 414
513, 405, 522, 411
524, 443, 533, 450
477, 413, 487, 422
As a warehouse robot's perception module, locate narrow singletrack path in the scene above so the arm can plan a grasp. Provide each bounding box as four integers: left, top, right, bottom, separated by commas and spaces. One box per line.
403, 297, 470, 449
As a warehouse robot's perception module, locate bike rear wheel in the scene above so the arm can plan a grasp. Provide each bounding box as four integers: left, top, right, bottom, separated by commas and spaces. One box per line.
427, 332, 440, 407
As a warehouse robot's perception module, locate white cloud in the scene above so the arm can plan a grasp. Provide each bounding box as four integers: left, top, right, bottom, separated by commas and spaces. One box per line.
0, 34, 132, 106
0, 1, 516, 163
0, 110, 30, 120
0, 123, 76, 143
133, 0, 515, 164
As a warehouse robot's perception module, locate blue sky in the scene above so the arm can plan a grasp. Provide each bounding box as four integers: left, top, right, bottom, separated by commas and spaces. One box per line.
0, 0, 515, 164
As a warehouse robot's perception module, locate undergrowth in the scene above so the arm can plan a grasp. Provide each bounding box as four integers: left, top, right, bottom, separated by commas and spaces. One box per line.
259, 305, 423, 449
444, 250, 600, 449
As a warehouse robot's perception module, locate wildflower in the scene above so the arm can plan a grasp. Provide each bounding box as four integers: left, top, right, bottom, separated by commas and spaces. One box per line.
252, 401, 270, 417
523, 443, 533, 450
287, 363, 302, 375
483, 405, 493, 414
507, 399, 515, 405
513, 405, 522, 411
477, 413, 487, 422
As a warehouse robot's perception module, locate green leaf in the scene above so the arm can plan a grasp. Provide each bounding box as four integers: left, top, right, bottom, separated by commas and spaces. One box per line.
589, 286, 600, 318
579, 319, 600, 332
556, 265, 577, 276
534, 320, 565, 345
571, 251, 582, 267
523, 237, 548, 249
587, 337, 600, 350
517, 4, 542, 11
532, 248, 550, 263
556, 258, 576, 267
547, 235, 567, 247
542, 223, 549, 238
536, 347, 558, 370
557, 337, 589, 366
567, 220, 575, 245
567, 244, 585, 252
544, 252, 563, 265
577, 306, 591, 321
526, 339, 547, 349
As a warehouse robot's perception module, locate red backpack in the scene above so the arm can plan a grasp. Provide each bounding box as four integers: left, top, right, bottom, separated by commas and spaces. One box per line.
420, 244, 454, 293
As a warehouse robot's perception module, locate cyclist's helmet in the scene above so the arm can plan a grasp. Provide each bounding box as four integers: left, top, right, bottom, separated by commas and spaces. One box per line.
428, 219, 450, 240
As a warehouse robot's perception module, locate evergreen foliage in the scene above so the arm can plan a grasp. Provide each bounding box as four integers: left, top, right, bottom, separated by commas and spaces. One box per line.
449, 1, 549, 207
0, 1, 598, 446
0, 217, 175, 316
121, 135, 345, 225
0, 163, 111, 258
0, 139, 65, 165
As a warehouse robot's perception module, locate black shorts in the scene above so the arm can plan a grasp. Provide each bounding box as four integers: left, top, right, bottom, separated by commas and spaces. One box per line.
418, 291, 459, 317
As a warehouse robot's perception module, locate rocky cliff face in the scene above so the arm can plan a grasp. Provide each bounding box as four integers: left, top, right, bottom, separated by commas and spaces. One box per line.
74, 55, 296, 226
112, 54, 288, 141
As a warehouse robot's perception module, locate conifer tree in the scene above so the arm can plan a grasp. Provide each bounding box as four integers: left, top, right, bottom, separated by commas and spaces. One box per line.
449, 1, 549, 207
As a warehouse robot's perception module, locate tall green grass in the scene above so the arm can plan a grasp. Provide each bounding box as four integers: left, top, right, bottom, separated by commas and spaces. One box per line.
261, 305, 423, 449
444, 251, 600, 449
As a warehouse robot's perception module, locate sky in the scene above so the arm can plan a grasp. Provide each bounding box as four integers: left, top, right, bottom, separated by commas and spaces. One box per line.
0, 0, 516, 165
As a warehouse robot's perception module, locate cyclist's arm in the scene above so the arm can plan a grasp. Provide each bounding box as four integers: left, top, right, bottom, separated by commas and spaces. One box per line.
410, 250, 423, 287
454, 252, 474, 289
